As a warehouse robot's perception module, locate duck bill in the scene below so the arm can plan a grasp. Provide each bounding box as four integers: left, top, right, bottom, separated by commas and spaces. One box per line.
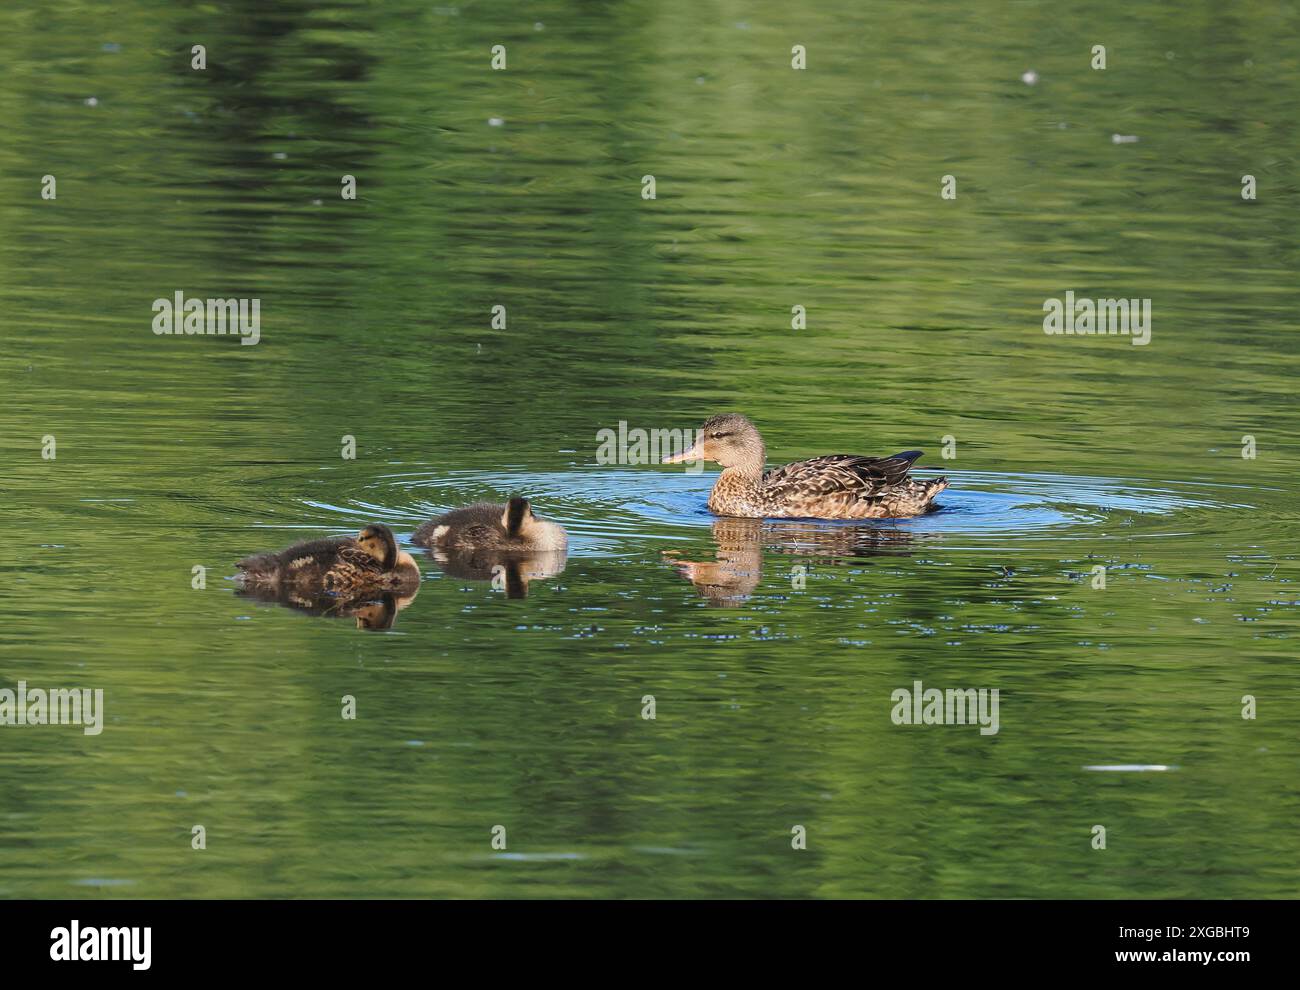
663, 440, 704, 465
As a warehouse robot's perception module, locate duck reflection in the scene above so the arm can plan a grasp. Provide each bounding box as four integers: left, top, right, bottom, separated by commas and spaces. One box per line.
428, 546, 568, 599
235, 585, 419, 630
663, 517, 919, 607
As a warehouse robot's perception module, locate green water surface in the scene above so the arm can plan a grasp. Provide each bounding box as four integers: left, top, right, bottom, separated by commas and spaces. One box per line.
1, 0, 1298, 898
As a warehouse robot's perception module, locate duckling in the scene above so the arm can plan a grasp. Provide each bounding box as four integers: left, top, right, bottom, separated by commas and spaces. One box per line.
412, 497, 568, 552
663, 413, 947, 519
235, 523, 420, 597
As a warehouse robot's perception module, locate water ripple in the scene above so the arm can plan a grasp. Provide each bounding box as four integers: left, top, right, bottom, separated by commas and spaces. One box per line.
295, 467, 1254, 556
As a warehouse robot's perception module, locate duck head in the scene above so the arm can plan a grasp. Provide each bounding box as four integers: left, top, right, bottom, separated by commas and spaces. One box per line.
356, 523, 399, 569
663, 413, 766, 477
501, 497, 568, 551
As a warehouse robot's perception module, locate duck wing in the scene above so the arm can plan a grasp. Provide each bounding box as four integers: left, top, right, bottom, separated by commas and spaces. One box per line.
337, 542, 384, 572
321, 541, 389, 593
762, 451, 924, 500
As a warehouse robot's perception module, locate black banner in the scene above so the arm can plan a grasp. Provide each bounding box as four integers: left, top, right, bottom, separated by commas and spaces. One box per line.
2, 899, 1292, 977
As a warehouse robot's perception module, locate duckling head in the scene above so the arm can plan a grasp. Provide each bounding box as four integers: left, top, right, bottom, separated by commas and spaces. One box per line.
500, 497, 568, 551
664, 413, 766, 476
356, 523, 399, 569
490, 560, 529, 598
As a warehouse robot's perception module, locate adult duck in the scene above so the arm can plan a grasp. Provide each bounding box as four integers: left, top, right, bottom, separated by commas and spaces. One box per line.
662, 413, 947, 519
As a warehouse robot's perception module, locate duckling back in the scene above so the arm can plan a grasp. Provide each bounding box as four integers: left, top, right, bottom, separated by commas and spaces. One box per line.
412, 497, 567, 552
412, 503, 508, 549
235, 537, 353, 587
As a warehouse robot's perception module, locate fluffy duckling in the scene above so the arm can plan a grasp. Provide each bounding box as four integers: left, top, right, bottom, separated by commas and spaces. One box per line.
663, 413, 948, 519
412, 497, 567, 553
235, 523, 420, 597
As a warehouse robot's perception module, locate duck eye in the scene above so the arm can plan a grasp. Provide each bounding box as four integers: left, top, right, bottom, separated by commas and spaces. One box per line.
711, 431, 729, 439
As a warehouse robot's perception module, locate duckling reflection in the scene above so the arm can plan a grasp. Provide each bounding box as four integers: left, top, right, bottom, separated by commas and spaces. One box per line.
234, 585, 419, 630
663, 516, 919, 607
428, 545, 567, 599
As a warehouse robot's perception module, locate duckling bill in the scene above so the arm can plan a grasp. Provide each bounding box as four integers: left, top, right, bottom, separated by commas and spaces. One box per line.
235, 523, 420, 597
412, 497, 567, 552
664, 413, 947, 519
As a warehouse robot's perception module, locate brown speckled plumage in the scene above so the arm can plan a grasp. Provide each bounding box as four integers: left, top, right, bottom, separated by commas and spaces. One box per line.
664, 413, 948, 519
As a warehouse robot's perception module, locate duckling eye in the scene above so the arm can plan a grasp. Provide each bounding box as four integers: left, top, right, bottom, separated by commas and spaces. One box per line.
711, 431, 730, 439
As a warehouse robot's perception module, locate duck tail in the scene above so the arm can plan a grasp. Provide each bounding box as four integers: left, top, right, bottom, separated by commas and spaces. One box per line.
921, 476, 949, 506
236, 552, 270, 572
234, 552, 278, 583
